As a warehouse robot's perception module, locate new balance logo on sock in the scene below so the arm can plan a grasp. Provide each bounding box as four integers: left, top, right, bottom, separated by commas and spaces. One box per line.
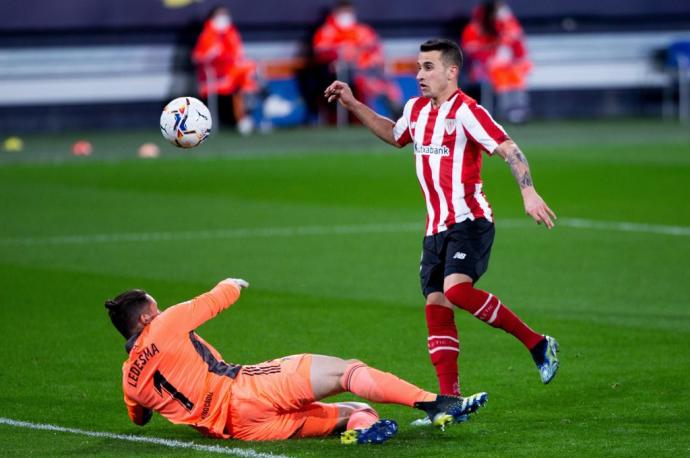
453, 252, 467, 260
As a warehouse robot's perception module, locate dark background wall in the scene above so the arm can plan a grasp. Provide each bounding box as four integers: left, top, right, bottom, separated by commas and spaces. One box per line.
2, 0, 690, 40
3, 0, 690, 30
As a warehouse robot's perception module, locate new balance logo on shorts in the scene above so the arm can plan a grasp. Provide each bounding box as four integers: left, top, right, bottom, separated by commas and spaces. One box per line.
453, 252, 467, 260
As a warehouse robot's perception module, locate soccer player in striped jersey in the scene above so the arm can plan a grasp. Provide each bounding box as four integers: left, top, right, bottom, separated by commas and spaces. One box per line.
325, 38, 559, 409
105, 278, 488, 444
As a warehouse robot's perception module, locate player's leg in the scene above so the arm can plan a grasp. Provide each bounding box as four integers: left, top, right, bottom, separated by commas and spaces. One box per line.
444, 273, 544, 349
308, 355, 488, 431
326, 402, 399, 445
441, 218, 559, 383
306, 358, 400, 444
292, 400, 398, 445
227, 64, 257, 136
309, 354, 435, 404
289, 401, 377, 438
334, 402, 379, 430
227, 356, 350, 441
227, 356, 396, 442
421, 232, 462, 396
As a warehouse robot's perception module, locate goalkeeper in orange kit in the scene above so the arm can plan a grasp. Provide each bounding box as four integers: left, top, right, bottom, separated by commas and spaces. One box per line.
105, 278, 488, 444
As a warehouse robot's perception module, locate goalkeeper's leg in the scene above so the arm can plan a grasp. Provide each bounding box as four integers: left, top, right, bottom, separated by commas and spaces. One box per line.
309, 355, 436, 406
308, 355, 487, 428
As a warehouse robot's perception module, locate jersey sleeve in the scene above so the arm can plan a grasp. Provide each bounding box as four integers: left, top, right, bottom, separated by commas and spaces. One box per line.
158, 280, 241, 333
458, 101, 510, 155
124, 393, 152, 426
228, 27, 245, 61
192, 25, 216, 63
393, 99, 415, 146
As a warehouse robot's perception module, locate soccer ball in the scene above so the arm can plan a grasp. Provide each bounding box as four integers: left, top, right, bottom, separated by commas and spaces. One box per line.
160, 97, 212, 148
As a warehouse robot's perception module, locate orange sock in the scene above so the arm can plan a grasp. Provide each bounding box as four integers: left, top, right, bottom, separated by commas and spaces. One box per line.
346, 407, 379, 430
340, 361, 436, 407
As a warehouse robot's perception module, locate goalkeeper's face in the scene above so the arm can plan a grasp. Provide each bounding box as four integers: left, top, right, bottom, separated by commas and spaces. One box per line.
139, 295, 161, 326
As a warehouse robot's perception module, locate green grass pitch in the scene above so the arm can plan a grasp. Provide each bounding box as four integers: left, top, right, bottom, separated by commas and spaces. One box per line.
0, 120, 689, 456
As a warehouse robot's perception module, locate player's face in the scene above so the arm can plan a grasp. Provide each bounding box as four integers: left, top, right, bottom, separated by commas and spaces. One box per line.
416, 51, 457, 100
141, 295, 161, 324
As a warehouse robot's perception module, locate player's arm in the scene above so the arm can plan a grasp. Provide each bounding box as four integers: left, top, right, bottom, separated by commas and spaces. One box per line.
494, 140, 557, 228
124, 394, 152, 426
324, 80, 402, 148
161, 278, 249, 332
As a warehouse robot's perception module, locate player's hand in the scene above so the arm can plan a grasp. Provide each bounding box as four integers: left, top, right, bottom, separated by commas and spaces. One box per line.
324, 80, 356, 109
226, 278, 249, 289
521, 187, 557, 229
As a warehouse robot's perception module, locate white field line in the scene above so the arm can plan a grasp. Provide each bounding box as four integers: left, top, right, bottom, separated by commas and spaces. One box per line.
557, 217, 690, 236
0, 218, 688, 247
0, 222, 421, 246
0, 417, 289, 458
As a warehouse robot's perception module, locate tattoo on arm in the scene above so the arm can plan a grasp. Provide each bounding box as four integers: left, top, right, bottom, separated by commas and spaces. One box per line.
505, 144, 534, 189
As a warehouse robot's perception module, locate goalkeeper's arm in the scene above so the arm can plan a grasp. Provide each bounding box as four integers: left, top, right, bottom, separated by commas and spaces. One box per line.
124, 394, 152, 426
158, 278, 249, 333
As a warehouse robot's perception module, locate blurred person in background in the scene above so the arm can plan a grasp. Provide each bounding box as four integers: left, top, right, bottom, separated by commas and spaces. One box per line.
313, 0, 402, 121
192, 6, 259, 135
461, 1, 532, 123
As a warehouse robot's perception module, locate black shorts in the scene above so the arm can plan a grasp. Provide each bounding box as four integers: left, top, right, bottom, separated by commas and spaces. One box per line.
420, 218, 495, 297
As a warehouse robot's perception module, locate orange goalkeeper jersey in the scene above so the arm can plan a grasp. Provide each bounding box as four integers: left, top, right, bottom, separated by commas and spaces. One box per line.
121, 280, 241, 438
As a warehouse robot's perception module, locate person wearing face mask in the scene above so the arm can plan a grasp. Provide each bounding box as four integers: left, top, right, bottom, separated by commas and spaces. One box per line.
312, 0, 402, 121
192, 6, 258, 135
461, 1, 532, 123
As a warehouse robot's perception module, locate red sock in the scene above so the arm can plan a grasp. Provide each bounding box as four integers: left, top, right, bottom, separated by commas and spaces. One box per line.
445, 283, 543, 350
340, 361, 436, 407
425, 304, 460, 396
346, 407, 379, 430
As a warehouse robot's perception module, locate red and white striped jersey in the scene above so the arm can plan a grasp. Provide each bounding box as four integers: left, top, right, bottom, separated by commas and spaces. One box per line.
393, 89, 509, 236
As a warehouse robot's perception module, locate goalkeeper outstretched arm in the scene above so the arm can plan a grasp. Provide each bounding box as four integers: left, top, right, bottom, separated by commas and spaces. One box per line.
159, 278, 249, 333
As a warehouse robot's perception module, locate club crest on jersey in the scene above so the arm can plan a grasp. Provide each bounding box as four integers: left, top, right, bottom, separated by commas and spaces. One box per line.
444, 118, 456, 134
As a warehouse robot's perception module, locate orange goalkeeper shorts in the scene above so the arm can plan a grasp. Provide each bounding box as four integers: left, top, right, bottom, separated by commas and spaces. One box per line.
226, 354, 340, 441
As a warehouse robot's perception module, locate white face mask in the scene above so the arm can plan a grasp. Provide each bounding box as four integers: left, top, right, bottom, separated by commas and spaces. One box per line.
211, 14, 232, 31
496, 5, 512, 20
334, 11, 356, 28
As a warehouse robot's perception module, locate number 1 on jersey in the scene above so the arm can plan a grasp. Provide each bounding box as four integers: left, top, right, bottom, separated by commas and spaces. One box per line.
153, 370, 195, 411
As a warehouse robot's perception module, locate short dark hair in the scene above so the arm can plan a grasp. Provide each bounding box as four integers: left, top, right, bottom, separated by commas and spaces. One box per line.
205, 5, 229, 22
105, 289, 150, 339
420, 38, 463, 70
479, 1, 500, 36
335, 0, 353, 9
